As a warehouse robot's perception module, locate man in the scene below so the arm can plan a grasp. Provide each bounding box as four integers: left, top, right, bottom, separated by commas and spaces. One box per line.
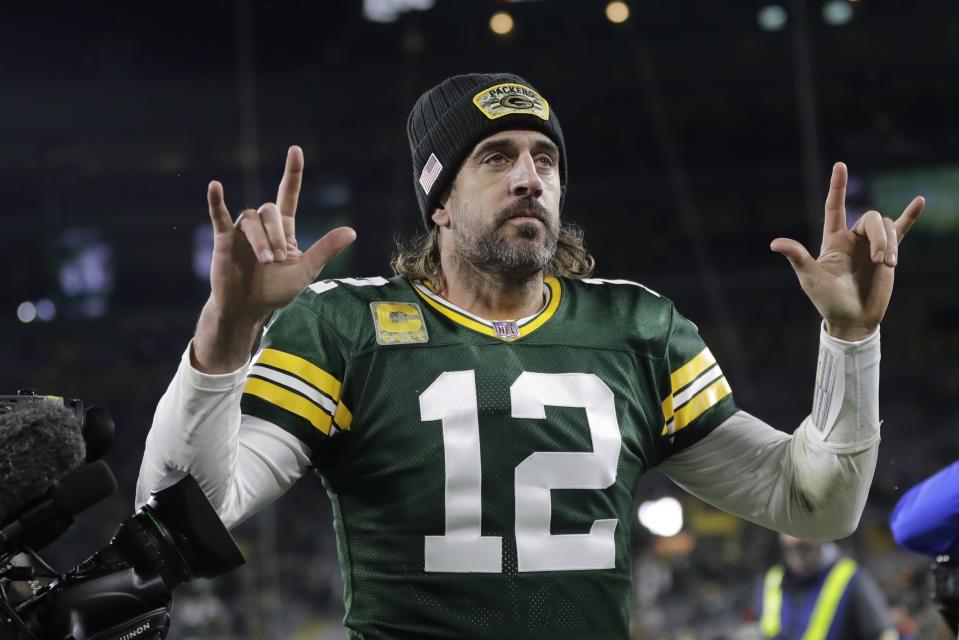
136, 73, 924, 639
758, 534, 898, 639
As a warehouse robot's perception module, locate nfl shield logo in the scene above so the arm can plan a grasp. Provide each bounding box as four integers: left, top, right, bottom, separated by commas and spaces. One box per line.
492, 320, 520, 340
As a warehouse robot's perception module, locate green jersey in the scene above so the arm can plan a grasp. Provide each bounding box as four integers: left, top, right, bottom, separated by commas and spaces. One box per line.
240, 275, 737, 640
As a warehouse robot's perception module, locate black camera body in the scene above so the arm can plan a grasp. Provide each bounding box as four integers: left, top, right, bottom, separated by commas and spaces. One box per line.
2, 471, 244, 640
15, 570, 171, 640
0, 394, 244, 640
932, 555, 959, 634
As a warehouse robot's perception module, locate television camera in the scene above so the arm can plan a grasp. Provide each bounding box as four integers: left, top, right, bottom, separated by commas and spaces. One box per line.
0, 392, 244, 639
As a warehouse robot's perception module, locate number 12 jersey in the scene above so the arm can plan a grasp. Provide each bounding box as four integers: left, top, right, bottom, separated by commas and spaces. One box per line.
240, 275, 738, 640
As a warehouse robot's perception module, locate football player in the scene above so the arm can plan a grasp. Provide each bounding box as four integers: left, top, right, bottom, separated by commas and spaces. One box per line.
137, 73, 923, 639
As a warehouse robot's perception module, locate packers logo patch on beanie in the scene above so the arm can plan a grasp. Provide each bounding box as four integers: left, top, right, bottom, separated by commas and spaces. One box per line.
472, 83, 550, 121
407, 73, 567, 228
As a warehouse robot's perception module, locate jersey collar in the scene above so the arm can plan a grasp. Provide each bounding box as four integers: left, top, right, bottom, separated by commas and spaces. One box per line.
410, 277, 562, 342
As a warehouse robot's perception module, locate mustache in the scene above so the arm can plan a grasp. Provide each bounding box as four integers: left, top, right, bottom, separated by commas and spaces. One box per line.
496, 198, 551, 225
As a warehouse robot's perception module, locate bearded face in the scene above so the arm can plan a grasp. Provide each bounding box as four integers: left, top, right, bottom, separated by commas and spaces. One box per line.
452, 195, 560, 278
436, 130, 563, 281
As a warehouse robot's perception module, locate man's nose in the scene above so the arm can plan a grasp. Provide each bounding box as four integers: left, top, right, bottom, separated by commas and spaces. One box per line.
509, 153, 544, 199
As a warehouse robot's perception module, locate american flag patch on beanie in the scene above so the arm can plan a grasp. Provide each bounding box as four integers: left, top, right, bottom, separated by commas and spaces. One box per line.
419, 153, 443, 195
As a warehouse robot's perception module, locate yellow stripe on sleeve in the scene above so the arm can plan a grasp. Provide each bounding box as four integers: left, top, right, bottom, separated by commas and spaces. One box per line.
243, 378, 333, 435
670, 348, 717, 393
672, 377, 732, 432
256, 348, 342, 400
333, 401, 353, 431
661, 393, 675, 424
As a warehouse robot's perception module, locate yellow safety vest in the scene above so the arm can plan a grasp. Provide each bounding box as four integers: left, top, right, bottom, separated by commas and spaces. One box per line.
761, 558, 858, 640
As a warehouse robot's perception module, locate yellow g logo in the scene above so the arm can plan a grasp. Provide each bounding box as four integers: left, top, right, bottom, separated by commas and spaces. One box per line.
500, 95, 534, 110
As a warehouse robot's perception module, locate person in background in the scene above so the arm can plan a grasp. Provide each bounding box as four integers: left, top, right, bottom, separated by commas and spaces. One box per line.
758, 534, 898, 639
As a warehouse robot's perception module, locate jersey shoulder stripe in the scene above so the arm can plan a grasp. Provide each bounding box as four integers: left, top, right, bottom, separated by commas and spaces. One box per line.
570, 277, 737, 445
661, 342, 733, 436
242, 347, 353, 435
661, 374, 732, 435
257, 348, 343, 400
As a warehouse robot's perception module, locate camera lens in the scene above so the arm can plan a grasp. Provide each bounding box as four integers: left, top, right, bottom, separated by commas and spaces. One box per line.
108, 471, 244, 590
109, 507, 191, 589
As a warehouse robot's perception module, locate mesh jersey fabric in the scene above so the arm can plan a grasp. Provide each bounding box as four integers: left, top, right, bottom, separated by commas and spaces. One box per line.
240, 275, 738, 640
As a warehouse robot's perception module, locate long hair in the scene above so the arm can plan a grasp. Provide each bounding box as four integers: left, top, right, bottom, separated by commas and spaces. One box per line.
391, 223, 595, 291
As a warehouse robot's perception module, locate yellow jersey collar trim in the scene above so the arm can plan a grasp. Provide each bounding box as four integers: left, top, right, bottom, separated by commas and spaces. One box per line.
411, 277, 562, 342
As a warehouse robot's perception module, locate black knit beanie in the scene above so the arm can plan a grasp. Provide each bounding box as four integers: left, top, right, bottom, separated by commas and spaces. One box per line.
407, 73, 567, 228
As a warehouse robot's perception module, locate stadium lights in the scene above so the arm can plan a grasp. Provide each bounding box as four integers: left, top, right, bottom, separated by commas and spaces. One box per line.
757, 5, 788, 31
605, 1, 630, 24
36, 299, 56, 322
363, 0, 434, 23
17, 299, 56, 323
822, 0, 854, 26
637, 497, 684, 537
17, 302, 37, 324
490, 11, 514, 36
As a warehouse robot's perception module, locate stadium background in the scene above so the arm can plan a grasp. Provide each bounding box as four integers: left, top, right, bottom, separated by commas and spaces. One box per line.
2, 1, 957, 637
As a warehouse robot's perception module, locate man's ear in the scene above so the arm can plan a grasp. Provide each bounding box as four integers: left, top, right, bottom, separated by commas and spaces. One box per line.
431, 206, 450, 227
432, 187, 452, 227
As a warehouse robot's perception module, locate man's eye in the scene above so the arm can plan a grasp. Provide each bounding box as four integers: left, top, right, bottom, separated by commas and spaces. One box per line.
485, 153, 508, 165
536, 155, 555, 168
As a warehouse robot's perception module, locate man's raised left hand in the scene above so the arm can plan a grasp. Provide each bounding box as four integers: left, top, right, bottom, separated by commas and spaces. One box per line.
771, 161, 924, 342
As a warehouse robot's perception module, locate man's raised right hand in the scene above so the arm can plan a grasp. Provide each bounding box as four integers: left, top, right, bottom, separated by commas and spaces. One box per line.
192, 146, 356, 373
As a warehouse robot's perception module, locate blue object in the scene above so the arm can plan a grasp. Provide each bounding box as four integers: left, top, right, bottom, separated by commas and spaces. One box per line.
890, 461, 959, 556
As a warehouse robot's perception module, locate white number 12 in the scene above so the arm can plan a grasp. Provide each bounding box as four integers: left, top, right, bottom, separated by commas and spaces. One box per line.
419, 370, 622, 573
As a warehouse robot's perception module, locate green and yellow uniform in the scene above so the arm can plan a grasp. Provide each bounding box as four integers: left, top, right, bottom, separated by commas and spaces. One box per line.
240, 275, 737, 640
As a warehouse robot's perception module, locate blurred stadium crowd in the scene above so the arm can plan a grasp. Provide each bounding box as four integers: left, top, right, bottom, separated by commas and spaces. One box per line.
3, 1, 957, 638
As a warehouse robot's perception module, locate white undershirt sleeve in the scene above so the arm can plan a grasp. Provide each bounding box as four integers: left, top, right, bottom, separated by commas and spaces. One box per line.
135, 343, 313, 530
659, 324, 881, 542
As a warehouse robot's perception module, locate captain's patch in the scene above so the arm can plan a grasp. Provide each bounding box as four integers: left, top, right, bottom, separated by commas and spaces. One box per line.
370, 302, 429, 345
472, 83, 550, 121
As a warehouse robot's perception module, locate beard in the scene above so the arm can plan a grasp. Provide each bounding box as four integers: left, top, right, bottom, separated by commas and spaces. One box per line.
453, 198, 559, 279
